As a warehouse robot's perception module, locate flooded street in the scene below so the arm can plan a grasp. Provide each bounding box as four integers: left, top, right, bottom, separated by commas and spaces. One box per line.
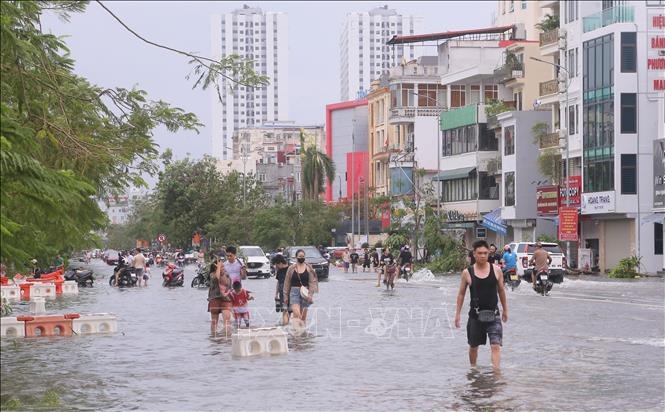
2, 260, 664, 411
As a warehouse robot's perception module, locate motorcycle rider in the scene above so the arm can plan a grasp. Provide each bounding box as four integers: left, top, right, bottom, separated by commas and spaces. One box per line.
380, 247, 396, 290
500, 245, 517, 274
398, 245, 413, 277
529, 242, 552, 290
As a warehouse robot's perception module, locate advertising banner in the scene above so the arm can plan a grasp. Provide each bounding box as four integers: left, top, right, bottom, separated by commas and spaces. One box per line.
536, 185, 559, 215
559, 176, 581, 208
558, 207, 578, 241
581, 191, 615, 214
655, 139, 665, 210
647, 8, 665, 94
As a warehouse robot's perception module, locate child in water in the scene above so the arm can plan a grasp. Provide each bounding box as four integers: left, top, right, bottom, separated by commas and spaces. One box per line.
230, 281, 254, 328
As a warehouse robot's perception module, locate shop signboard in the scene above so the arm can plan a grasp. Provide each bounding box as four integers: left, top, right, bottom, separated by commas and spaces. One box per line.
559, 176, 581, 208
536, 185, 559, 215
647, 7, 665, 94
581, 191, 615, 214
558, 207, 578, 241
655, 139, 665, 210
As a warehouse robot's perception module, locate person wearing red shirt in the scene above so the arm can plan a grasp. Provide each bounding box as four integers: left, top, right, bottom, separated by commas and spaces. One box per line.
230, 281, 254, 328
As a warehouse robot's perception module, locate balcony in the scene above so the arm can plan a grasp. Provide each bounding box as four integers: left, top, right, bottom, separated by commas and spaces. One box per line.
494, 62, 524, 84
389, 106, 445, 124
539, 132, 560, 149
583, 5, 634, 33
539, 79, 559, 97
539, 28, 559, 47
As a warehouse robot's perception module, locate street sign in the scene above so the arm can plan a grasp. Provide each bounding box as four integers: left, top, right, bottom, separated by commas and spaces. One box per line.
536, 185, 559, 215
157, 234, 167, 243
475, 227, 487, 239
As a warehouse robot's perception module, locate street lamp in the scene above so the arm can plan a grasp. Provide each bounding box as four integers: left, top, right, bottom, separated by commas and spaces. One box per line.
530, 55, 572, 262
408, 91, 444, 215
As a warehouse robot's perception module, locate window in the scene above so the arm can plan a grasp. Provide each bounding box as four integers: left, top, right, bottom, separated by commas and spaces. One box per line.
621, 93, 637, 133
451, 85, 466, 107
621, 32, 637, 73
567, 48, 578, 78
521, 0, 527, 9
504, 172, 515, 206
565, 0, 579, 23
568, 104, 578, 135
442, 125, 479, 156
513, 91, 523, 111
656, 223, 663, 255
443, 174, 477, 202
469, 85, 481, 105
484, 85, 498, 102
504, 126, 515, 155
620, 154, 637, 194
509, 0, 514, 12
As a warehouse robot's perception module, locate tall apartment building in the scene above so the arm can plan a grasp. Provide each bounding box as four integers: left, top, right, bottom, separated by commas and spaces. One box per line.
211, 5, 289, 162
339, 5, 424, 101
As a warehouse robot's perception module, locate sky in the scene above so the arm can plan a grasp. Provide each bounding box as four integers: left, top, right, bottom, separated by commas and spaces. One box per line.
42, 1, 496, 163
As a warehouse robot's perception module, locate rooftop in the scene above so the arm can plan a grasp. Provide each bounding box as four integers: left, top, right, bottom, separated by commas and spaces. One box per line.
387, 25, 515, 45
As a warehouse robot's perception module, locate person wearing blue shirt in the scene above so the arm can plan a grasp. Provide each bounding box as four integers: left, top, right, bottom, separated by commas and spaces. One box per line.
500, 245, 517, 272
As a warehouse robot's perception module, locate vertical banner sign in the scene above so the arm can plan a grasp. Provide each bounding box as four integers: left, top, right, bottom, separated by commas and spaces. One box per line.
655, 139, 665, 209
647, 7, 665, 93
559, 176, 582, 208
558, 207, 578, 241
381, 208, 391, 230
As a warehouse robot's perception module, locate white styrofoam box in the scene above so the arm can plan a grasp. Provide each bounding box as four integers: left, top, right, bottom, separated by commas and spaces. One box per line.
1, 316, 25, 338
1, 285, 20, 301
62, 281, 79, 295
232, 327, 288, 357
72, 313, 118, 335
30, 283, 56, 298
29, 297, 46, 315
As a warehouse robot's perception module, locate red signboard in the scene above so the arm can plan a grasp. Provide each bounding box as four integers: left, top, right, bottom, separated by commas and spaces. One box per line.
536, 185, 559, 215
559, 176, 581, 208
558, 207, 579, 241
381, 208, 391, 230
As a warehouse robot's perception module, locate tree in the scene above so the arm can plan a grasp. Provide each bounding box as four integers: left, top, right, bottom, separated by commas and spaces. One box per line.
300, 130, 335, 201
0, 1, 201, 269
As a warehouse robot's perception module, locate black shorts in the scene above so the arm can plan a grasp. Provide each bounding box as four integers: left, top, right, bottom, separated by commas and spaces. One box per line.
466, 316, 503, 347
362, 261, 371, 268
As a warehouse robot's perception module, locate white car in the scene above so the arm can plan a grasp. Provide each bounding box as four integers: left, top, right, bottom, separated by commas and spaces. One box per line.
509, 242, 566, 283
238, 246, 271, 279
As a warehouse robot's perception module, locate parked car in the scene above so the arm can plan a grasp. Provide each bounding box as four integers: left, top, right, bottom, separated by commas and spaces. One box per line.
284, 246, 330, 279
238, 246, 271, 279
103, 249, 120, 266
510, 242, 566, 283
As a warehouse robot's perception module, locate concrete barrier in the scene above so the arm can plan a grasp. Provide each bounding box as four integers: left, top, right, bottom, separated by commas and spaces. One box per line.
30, 283, 56, 299
232, 327, 288, 357
72, 313, 118, 335
62, 281, 79, 295
0, 285, 20, 302
29, 297, 46, 315
18, 314, 80, 337
0, 316, 25, 338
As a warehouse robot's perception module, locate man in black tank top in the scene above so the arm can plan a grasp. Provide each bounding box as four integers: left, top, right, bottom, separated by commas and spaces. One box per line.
454, 239, 508, 369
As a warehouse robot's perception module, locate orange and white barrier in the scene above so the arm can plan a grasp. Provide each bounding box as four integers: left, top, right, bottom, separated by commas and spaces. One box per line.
30, 283, 56, 299
0, 285, 20, 302
71, 313, 118, 335
16, 313, 80, 337
0, 317, 25, 338
62, 280, 79, 295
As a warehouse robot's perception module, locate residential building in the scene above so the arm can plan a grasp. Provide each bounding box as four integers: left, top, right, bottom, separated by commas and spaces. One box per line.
98, 188, 149, 225
339, 5, 424, 101
211, 5, 289, 162
495, 0, 548, 41
325, 100, 369, 202
367, 76, 393, 196
576, 0, 664, 274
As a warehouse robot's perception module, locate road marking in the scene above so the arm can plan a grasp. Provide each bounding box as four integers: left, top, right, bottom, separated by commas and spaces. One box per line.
545, 294, 664, 309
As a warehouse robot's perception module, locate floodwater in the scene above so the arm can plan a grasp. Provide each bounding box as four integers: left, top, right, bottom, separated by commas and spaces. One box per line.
1, 261, 664, 411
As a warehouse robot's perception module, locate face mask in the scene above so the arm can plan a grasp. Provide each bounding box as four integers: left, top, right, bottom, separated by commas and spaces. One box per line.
297, 257, 305, 264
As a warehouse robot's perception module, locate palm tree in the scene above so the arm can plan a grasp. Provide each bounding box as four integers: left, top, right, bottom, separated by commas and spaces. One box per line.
299, 130, 335, 201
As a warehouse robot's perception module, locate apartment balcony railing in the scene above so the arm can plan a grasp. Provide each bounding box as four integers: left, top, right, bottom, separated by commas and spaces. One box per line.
539, 28, 559, 47
389, 106, 445, 123
494, 62, 524, 82
539, 132, 560, 149
539, 79, 559, 97
583, 5, 634, 33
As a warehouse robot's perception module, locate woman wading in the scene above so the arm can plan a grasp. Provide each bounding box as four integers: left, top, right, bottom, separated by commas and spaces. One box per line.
208, 256, 233, 336
283, 249, 319, 329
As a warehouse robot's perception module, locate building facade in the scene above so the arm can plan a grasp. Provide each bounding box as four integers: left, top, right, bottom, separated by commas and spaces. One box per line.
211, 5, 289, 162
325, 100, 369, 202
339, 5, 424, 101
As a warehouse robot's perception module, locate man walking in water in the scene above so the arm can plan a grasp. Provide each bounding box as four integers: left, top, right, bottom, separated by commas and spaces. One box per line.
454, 240, 508, 369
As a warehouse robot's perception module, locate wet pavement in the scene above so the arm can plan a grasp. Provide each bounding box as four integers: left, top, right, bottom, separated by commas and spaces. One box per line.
1, 260, 664, 411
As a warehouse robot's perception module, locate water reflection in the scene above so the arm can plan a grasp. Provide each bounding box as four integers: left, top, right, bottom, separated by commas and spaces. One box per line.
452, 367, 510, 411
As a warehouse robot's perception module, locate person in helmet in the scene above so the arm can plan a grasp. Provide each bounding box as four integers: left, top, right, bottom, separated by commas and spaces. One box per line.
398, 245, 413, 274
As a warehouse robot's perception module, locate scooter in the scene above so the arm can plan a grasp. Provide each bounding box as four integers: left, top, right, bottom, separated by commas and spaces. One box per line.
533, 269, 553, 296
109, 259, 138, 287
400, 264, 412, 282
503, 268, 520, 291
163, 263, 184, 287
64, 267, 95, 287
176, 256, 186, 268
191, 263, 210, 288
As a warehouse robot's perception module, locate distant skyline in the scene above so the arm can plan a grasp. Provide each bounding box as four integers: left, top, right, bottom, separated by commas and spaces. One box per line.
42, 1, 496, 164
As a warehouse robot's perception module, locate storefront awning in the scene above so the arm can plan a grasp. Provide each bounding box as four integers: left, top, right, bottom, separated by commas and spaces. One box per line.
641, 213, 665, 226
432, 167, 476, 181
482, 208, 508, 236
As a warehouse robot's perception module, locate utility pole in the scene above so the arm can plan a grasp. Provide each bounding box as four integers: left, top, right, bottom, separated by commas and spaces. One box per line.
351, 119, 356, 248
358, 176, 362, 247
365, 177, 369, 242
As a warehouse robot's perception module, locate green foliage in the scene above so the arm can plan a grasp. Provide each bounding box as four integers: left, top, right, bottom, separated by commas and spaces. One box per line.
41, 390, 61, 407
2, 398, 22, 410
536, 14, 560, 32
531, 122, 549, 145
384, 233, 408, 252
423, 212, 467, 272
0, 1, 201, 269
538, 149, 562, 185
608, 256, 642, 279
300, 130, 335, 201
485, 100, 512, 117
536, 234, 559, 244
1, 297, 13, 317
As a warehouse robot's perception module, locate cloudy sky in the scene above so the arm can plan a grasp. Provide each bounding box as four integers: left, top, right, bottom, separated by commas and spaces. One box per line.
42, 1, 496, 162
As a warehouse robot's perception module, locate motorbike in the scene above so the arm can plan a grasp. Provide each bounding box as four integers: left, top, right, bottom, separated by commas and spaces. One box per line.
109, 259, 138, 287
191, 264, 210, 288
155, 255, 165, 268
400, 264, 412, 282
176, 256, 186, 268
163, 263, 184, 287
64, 267, 95, 287
533, 269, 553, 296
504, 268, 520, 291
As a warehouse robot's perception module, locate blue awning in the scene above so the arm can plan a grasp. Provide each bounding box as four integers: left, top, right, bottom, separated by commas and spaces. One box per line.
482, 208, 508, 235
432, 167, 476, 181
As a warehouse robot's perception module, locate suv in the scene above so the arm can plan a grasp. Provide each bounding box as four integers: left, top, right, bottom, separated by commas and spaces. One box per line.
284, 246, 330, 280
510, 242, 566, 283
238, 246, 271, 279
